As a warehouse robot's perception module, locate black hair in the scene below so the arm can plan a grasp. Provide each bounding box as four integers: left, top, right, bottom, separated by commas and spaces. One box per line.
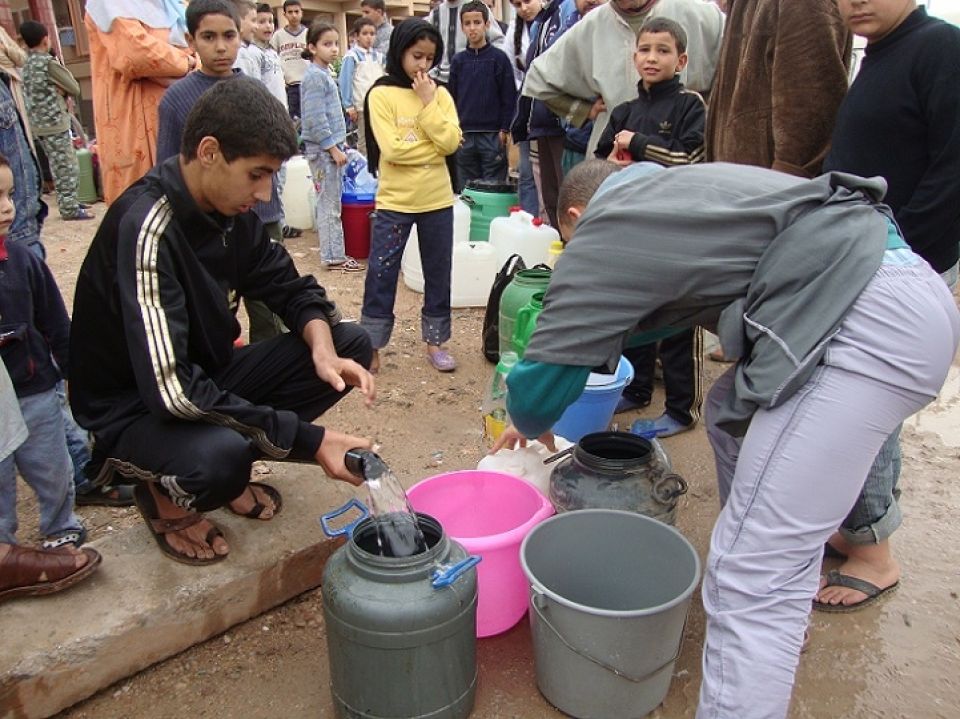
383, 16, 442, 82
300, 22, 338, 60
181, 76, 298, 162
19, 21, 48, 49
282, 0, 302, 9
638, 17, 687, 54
460, 0, 490, 23
256, 3, 273, 13
231, 0, 258, 14
360, 0, 387, 11
352, 17, 377, 34
557, 159, 621, 223
186, 0, 241, 36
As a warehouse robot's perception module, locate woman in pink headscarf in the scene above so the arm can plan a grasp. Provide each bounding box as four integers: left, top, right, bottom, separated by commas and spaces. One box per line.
84, 0, 197, 204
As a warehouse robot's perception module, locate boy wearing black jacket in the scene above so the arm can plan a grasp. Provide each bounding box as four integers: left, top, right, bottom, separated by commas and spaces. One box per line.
594, 17, 706, 439
69, 79, 375, 566
448, 0, 516, 190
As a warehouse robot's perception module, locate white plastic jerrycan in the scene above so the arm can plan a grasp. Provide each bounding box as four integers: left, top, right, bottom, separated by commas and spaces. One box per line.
401, 197, 494, 306
280, 155, 315, 231
489, 209, 560, 268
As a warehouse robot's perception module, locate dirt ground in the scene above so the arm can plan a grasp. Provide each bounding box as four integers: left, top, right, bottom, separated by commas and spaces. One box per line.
19, 203, 960, 718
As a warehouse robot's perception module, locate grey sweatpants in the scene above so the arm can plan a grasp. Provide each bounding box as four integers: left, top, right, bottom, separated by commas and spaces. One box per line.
698, 262, 959, 718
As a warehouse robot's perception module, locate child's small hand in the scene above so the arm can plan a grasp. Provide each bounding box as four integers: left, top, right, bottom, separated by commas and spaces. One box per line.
329, 146, 348, 167
499, 130, 510, 147
615, 130, 635, 152
588, 97, 606, 120
346, 107, 358, 123
412, 71, 436, 106
606, 146, 633, 167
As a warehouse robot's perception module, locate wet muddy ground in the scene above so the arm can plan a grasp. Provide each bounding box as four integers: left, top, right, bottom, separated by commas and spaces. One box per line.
23, 206, 960, 718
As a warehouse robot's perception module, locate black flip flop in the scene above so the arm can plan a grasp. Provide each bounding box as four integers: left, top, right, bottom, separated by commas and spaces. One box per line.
133, 484, 227, 566
226, 481, 283, 520
813, 569, 899, 613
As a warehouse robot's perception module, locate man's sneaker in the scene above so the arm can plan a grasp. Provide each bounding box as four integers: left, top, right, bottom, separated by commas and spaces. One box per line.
630, 413, 693, 439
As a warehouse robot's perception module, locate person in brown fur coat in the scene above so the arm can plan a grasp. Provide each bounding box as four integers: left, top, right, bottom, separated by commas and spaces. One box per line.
705, 0, 851, 178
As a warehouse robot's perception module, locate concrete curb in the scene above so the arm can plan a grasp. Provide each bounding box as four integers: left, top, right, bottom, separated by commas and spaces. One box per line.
0, 467, 358, 719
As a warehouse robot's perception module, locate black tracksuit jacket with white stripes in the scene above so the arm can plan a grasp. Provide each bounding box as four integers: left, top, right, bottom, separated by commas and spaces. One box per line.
69, 158, 339, 457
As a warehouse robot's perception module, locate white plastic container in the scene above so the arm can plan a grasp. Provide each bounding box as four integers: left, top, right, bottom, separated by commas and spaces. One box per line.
280, 155, 315, 230
402, 197, 472, 295
401, 238, 497, 307
488, 210, 560, 268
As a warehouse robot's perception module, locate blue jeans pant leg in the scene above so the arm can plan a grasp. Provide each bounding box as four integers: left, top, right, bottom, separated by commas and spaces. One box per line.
361, 209, 415, 348
307, 151, 346, 263
0, 388, 81, 544
57, 380, 92, 490
474, 132, 507, 182
416, 207, 453, 345
518, 141, 539, 217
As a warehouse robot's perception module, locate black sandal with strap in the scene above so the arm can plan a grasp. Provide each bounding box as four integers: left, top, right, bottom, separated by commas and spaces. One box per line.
133, 484, 227, 566
227, 482, 283, 520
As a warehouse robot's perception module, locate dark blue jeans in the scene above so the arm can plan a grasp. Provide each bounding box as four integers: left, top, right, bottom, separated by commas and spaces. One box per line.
456, 132, 507, 191
360, 207, 453, 349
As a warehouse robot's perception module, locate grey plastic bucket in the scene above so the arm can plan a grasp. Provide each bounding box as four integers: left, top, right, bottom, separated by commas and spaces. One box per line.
520, 509, 701, 719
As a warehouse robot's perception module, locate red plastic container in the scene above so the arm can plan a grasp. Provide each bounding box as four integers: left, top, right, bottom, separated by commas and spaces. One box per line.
341, 199, 375, 259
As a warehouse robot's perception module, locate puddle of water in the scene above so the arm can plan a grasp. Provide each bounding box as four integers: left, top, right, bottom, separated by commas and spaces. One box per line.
904, 365, 960, 447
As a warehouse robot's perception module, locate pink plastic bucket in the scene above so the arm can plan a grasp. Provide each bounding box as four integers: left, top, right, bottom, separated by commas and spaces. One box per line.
408, 470, 555, 637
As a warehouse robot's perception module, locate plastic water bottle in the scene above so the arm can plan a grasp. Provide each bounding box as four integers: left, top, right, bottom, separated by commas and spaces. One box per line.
482, 351, 519, 444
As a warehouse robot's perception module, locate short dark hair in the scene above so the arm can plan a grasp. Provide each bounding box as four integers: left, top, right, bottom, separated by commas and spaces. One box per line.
181, 76, 298, 162
360, 0, 386, 11
460, 1, 490, 22
186, 0, 241, 36
19, 21, 48, 49
638, 17, 687, 54
256, 3, 273, 14
231, 0, 257, 14
282, 0, 302, 9
352, 17, 377, 34
557, 159, 621, 221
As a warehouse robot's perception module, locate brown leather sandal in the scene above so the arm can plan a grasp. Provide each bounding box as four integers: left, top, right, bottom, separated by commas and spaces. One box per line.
0, 544, 102, 603
133, 484, 226, 566
226, 482, 283, 520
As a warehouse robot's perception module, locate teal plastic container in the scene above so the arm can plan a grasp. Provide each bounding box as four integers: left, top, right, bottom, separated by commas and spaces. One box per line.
461, 180, 518, 242
511, 291, 545, 358
76, 148, 98, 204
498, 268, 551, 357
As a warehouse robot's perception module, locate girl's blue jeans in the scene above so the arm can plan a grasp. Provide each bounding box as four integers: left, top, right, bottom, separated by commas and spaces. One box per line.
360, 207, 453, 349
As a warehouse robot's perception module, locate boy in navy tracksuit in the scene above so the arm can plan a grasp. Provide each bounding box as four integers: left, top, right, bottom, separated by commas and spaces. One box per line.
448, 0, 516, 191
594, 17, 707, 438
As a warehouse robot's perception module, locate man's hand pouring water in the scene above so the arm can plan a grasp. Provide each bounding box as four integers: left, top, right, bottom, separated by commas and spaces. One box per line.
316, 430, 374, 485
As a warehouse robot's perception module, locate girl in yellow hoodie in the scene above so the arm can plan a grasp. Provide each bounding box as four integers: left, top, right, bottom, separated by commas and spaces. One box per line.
361, 18, 462, 373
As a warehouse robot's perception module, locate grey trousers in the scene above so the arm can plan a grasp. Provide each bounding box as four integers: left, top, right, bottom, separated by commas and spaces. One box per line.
698, 263, 959, 718
839, 260, 958, 544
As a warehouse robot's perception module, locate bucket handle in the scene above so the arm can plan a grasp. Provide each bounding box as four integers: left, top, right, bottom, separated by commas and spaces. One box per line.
531, 589, 687, 684
652, 473, 688, 505
319, 498, 369, 538
459, 194, 475, 207
431, 555, 482, 589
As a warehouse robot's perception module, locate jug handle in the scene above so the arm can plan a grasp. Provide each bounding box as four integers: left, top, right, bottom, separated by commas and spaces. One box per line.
652, 473, 688, 504
431, 555, 482, 589
459, 194, 475, 207
319, 498, 369, 538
